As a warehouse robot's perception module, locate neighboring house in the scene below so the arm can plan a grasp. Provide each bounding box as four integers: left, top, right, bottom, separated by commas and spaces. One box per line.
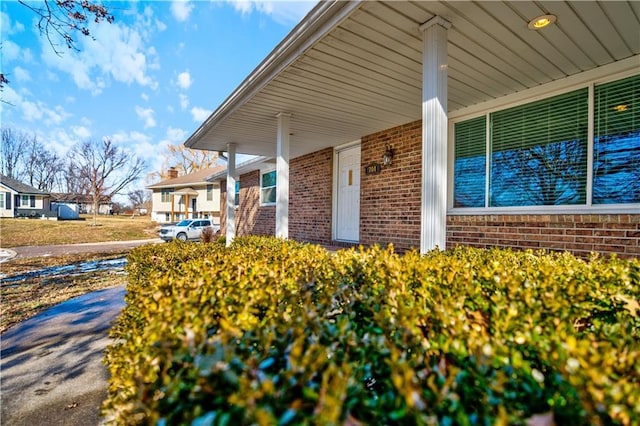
50, 193, 113, 216
147, 166, 226, 223
0, 175, 54, 219
185, 1, 639, 258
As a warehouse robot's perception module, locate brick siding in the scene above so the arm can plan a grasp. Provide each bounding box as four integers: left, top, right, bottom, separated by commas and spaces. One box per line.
219, 120, 638, 259
360, 120, 422, 252
220, 170, 275, 237
220, 148, 334, 243
447, 214, 640, 259
290, 148, 334, 244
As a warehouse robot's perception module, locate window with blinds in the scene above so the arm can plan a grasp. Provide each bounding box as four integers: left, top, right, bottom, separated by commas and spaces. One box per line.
593, 74, 640, 204
453, 74, 638, 209
454, 116, 485, 207
490, 88, 588, 207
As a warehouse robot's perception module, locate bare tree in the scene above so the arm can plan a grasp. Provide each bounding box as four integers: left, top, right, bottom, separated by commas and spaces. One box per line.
18, 0, 115, 55
68, 139, 145, 225
127, 188, 151, 213
23, 136, 64, 191
1, 1, 114, 95
147, 144, 219, 182
1, 128, 29, 180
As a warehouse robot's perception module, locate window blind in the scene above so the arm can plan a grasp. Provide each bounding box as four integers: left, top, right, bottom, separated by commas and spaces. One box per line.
593, 74, 640, 204
489, 88, 589, 207
454, 116, 486, 207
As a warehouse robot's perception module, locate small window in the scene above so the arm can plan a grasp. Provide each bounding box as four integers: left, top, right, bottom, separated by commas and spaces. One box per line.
30, 195, 36, 207
206, 184, 213, 201
21, 195, 29, 207
0, 193, 4, 209
235, 180, 240, 207
161, 189, 172, 203
165, 213, 170, 221
261, 170, 276, 205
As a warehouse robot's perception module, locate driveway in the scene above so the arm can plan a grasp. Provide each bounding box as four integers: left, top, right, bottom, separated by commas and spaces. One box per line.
0, 238, 162, 261
0, 286, 125, 425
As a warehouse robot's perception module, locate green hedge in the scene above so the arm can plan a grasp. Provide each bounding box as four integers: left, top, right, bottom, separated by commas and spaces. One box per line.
103, 237, 639, 425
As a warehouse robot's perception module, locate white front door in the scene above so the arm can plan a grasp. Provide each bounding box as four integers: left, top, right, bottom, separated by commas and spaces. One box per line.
336, 145, 360, 242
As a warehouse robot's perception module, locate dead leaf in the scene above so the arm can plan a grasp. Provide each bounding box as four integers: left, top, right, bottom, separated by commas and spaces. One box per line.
614, 294, 639, 318
525, 412, 555, 426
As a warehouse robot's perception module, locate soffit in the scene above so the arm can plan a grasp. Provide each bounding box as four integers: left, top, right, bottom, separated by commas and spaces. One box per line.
188, 0, 640, 158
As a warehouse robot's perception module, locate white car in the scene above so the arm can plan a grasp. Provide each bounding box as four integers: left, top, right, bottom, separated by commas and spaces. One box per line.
159, 219, 219, 242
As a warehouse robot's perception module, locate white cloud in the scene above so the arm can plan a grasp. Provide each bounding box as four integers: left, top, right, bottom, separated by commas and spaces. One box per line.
20, 100, 71, 126
135, 106, 157, 128
190, 106, 210, 122
225, 0, 315, 25
171, 0, 194, 22
165, 126, 187, 143
1, 11, 25, 34
177, 71, 192, 90
2, 40, 21, 63
41, 16, 158, 95
72, 126, 92, 139
13, 66, 31, 83
141, 93, 149, 101
179, 94, 189, 110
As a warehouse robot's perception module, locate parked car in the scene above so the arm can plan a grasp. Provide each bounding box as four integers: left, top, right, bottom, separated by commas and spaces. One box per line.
159, 219, 219, 242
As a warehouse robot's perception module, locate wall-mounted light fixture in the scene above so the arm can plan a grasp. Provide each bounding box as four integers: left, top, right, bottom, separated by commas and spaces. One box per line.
382, 145, 395, 166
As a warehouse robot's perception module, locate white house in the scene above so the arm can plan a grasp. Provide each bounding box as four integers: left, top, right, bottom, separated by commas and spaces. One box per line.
147, 166, 226, 223
0, 175, 53, 219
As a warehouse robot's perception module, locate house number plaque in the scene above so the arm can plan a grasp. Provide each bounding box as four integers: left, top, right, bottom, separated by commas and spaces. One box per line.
365, 162, 382, 175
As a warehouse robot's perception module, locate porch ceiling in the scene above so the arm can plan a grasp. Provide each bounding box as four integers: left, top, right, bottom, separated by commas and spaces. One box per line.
185, 0, 640, 158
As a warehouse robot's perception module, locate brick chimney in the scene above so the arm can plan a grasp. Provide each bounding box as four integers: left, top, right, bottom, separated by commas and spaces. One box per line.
167, 167, 178, 179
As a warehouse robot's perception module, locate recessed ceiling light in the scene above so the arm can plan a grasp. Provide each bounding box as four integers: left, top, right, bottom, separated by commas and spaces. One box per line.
613, 104, 629, 112
528, 14, 557, 30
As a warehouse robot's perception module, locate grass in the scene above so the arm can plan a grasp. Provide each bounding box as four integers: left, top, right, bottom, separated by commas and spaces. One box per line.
1, 252, 130, 333
0, 214, 158, 247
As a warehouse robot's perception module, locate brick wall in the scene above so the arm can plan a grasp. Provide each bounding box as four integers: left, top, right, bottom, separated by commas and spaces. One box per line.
220, 170, 275, 237
290, 148, 333, 244
220, 148, 334, 243
447, 214, 640, 258
360, 120, 422, 252
218, 120, 638, 259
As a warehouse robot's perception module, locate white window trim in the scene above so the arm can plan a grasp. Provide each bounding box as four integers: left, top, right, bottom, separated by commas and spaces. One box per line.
260, 167, 277, 206
448, 61, 640, 215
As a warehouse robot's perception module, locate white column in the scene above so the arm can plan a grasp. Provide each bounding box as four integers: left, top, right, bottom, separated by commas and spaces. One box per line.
276, 113, 291, 239
226, 142, 237, 246
419, 16, 450, 254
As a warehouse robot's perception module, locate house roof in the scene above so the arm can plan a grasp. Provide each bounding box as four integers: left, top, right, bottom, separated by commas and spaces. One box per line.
0, 174, 50, 195
185, 0, 640, 158
50, 193, 112, 204
146, 165, 227, 189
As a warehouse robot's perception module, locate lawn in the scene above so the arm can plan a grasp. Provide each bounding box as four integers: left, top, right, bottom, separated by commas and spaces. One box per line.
0, 214, 158, 247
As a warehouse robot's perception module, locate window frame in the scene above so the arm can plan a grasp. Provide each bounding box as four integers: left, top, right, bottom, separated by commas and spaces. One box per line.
206, 184, 213, 201
161, 189, 173, 203
448, 69, 639, 215
260, 168, 277, 206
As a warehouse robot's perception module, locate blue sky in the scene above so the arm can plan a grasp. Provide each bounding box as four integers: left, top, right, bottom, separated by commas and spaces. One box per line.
1, 0, 316, 184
